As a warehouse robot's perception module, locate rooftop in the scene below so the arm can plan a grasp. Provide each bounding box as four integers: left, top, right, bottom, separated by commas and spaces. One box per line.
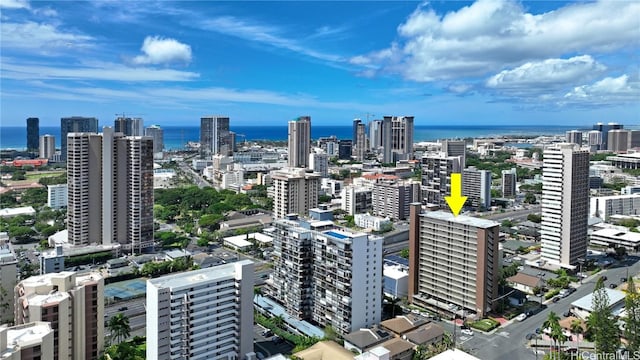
404, 323, 445, 345
422, 211, 500, 229
429, 349, 482, 360
380, 315, 427, 335
254, 295, 325, 338
571, 288, 626, 312
293, 341, 355, 360
5, 322, 52, 349
148, 260, 252, 290
343, 327, 391, 349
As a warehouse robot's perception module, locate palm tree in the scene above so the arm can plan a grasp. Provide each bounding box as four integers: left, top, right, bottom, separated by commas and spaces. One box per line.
272, 314, 285, 330
543, 312, 561, 355
570, 319, 584, 354
550, 324, 567, 359
108, 313, 131, 344
254, 286, 263, 300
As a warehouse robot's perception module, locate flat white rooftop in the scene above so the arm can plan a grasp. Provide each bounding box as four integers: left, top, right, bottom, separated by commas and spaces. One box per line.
148, 260, 252, 290
5, 322, 52, 349
422, 211, 499, 229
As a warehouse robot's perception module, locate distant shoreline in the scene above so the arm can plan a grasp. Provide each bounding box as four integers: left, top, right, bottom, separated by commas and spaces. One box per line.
0, 124, 587, 151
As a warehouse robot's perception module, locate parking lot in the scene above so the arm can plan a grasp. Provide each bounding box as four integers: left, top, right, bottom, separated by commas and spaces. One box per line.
253, 324, 294, 358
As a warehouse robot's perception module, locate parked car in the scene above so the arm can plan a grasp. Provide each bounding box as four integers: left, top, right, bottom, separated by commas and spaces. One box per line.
601, 276, 608, 282
621, 277, 628, 283
563, 311, 572, 317
552, 296, 561, 303
516, 313, 527, 321
461, 329, 474, 336
609, 283, 617, 289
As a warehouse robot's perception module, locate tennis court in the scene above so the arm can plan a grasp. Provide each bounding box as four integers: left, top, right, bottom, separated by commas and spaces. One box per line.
104, 278, 147, 301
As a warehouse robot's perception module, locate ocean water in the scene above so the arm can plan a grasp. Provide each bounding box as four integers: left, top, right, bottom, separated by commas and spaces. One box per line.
0, 125, 580, 151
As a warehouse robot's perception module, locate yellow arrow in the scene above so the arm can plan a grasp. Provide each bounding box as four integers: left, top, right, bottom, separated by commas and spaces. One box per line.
445, 173, 467, 217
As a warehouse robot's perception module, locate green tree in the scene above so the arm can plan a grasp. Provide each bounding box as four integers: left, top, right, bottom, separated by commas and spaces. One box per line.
399, 248, 409, 259
323, 325, 338, 341
587, 277, 620, 355
524, 193, 537, 204
108, 313, 131, 344
527, 214, 542, 223
625, 277, 640, 352
543, 311, 561, 355
272, 314, 285, 329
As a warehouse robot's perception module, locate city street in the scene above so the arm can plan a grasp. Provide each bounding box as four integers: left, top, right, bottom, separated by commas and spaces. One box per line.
460, 257, 640, 360
105, 298, 146, 340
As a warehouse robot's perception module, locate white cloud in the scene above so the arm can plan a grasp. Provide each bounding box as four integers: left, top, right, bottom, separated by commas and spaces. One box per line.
132, 36, 192, 65
564, 75, 640, 105
354, 0, 640, 82
0, 21, 93, 52
0, 0, 29, 9
197, 16, 345, 65
32, 7, 57, 17
486, 55, 606, 90
1, 60, 199, 82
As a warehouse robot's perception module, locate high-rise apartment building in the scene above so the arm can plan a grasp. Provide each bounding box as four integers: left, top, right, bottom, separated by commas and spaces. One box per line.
338, 140, 352, 160
501, 168, 517, 198
341, 185, 373, 215
421, 153, 463, 207
540, 143, 589, 267
442, 140, 466, 169
0, 322, 54, 359
26, 117, 39, 152
144, 125, 164, 159
288, 116, 311, 168
39, 134, 55, 160
353, 120, 367, 162
14, 272, 104, 360
0, 242, 17, 325
312, 229, 383, 335
60, 117, 98, 161
565, 130, 583, 146
270, 167, 321, 219
369, 120, 383, 151
608, 129, 630, 152
309, 152, 329, 177
372, 179, 418, 220
268, 219, 315, 319
114, 117, 144, 136
353, 118, 362, 146
147, 261, 254, 360
268, 217, 383, 335
409, 207, 500, 318
200, 116, 232, 158
381, 116, 414, 163
67, 128, 154, 253
462, 167, 492, 209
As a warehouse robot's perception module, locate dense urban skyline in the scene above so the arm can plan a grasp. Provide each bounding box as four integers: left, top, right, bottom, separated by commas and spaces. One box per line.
1, 0, 639, 127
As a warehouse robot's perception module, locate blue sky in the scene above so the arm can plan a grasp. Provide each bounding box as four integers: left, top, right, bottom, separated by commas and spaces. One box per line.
1, 0, 639, 127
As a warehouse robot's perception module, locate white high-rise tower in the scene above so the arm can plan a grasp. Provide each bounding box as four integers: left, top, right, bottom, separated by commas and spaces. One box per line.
540, 143, 589, 267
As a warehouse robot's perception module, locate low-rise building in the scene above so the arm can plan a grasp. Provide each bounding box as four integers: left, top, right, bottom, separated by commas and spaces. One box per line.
506, 272, 546, 295
39, 246, 64, 275
570, 288, 626, 320
47, 184, 68, 209
355, 213, 392, 231
590, 227, 640, 252
344, 327, 392, 354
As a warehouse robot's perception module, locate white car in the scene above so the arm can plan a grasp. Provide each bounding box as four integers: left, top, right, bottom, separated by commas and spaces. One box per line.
516, 313, 527, 321
461, 329, 474, 336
